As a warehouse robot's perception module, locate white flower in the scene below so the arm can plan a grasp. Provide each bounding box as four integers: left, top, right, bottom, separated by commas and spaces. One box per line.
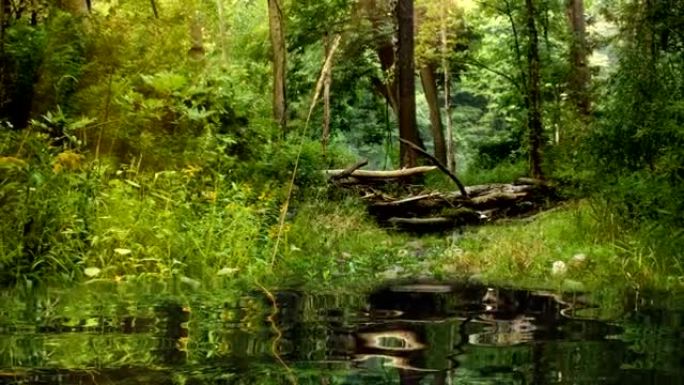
551, 260, 567, 276
570, 253, 588, 269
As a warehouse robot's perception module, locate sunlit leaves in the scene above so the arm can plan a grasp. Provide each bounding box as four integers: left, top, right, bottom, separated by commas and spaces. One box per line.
84, 267, 101, 277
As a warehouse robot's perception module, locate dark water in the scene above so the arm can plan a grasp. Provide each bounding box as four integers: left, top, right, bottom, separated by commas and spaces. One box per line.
0, 282, 682, 385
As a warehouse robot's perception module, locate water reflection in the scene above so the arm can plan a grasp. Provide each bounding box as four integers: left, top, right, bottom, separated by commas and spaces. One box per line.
0, 281, 682, 384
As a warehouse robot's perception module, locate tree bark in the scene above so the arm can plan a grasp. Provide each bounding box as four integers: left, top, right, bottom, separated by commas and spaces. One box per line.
267, 0, 287, 131
565, 0, 590, 117
396, 0, 422, 168
525, 0, 544, 179
419, 64, 447, 165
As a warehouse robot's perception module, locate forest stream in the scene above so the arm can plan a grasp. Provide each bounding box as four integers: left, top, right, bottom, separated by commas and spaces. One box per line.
1, 282, 682, 385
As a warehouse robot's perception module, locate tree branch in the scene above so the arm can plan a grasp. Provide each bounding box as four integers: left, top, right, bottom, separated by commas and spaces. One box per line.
456, 59, 521, 90
399, 138, 469, 198
329, 159, 369, 181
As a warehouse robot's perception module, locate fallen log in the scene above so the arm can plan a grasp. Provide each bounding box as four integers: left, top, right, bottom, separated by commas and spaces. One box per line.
388, 216, 455, 233
387, 207, 483, 232
464, 191, 530, 210
389, 217, 452, 225
324, 166, 438, 180
325, 165, 559, 232
369, 184, 545, 215
371, 192, 443, 207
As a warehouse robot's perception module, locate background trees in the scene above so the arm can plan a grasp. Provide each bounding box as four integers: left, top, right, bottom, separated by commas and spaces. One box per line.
1, 0, 681, 181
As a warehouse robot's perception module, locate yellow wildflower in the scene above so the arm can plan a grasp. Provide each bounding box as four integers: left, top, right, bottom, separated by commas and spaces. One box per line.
53, 151, 84, 173
0, 156, 28, 169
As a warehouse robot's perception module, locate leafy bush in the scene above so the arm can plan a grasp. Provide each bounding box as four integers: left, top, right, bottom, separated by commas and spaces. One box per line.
0, 130, 99, 285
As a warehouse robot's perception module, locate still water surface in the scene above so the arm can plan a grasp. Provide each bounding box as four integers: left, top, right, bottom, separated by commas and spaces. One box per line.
0, 282, 682, 384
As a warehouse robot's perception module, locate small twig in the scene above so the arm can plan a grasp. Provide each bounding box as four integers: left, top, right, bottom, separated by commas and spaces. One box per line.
399, 138, 469, 198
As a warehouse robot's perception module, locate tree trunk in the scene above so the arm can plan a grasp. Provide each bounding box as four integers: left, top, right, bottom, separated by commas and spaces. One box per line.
322, 34, 332, 153
565, 0, 590, 117
396, 0, 422, 168
364, 0, 400, 116
525, 0, 544, 179
150, 0, 159, 18
216, 0, 227, 62
419, 64, 447, 165
188, 12, 205, 60
267, 0, 287, 131
441, 0, 455, 172
0, 0, 5, 116
0, 0, 5, 80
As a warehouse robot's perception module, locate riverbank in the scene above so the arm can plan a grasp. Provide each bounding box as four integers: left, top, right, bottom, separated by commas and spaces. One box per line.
2, 147, 682, 296
285, 198, 684, 296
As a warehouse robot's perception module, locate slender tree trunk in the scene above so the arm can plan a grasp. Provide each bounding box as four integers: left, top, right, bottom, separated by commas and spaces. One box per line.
419, 64, 447, 165
0, 0, 5, 115
267, 0, 287, 131
216, 0, 227, 63
503, 0, 528, 98
150, 0, 159, 18
396, 0, 422, 168
441, 0, 455, 171
322, 33, 332, 153
0, 0, 6, 29
565, 0, 590, 117
444, 72, 455, 171
365, 0, 400, 116
525, 0, 544, 179
0, 0, 5, 76
188, 12, 205, 60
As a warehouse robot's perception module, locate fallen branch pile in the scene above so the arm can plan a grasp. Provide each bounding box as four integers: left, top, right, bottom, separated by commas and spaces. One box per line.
325, 163, 557, 232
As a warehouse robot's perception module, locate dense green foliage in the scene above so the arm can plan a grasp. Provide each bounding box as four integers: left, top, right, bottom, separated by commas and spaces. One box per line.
0, 0, 682, 292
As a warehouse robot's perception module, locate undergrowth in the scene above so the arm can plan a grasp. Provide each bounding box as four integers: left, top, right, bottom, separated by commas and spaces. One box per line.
2, 129, 683, 296
434, 200, 684, 294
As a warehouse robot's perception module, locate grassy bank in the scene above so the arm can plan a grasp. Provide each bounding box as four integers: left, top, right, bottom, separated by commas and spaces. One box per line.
2, 132, 682, 296
285, 198, 684, 296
